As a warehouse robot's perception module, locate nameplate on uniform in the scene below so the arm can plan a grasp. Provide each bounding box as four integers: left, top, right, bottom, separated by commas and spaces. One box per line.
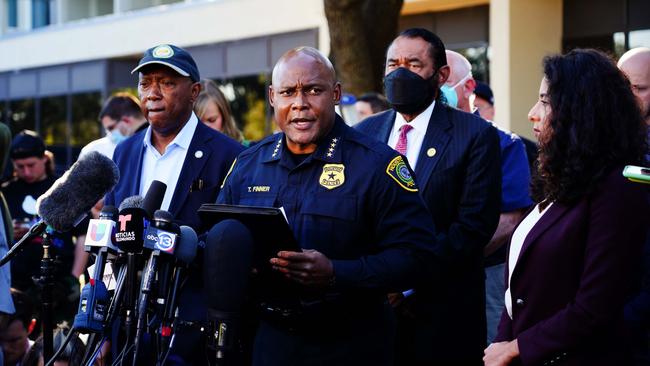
248, 186, 271, 193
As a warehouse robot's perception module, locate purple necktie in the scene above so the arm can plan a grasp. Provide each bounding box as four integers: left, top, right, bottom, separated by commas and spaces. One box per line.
395, 124, 413, 155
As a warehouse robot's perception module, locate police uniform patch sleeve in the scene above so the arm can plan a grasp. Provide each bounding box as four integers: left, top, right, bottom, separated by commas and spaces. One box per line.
385, 156, 418, 192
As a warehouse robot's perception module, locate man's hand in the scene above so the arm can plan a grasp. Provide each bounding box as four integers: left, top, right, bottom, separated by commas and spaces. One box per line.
270, 249, 334, 287
483, 340, 519, 366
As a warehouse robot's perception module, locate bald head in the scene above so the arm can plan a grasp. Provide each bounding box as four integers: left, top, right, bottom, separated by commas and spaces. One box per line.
272, 47, 337, 86
618, 47, 650, 124
269, 46, 341, 154
444, 50, 475, 112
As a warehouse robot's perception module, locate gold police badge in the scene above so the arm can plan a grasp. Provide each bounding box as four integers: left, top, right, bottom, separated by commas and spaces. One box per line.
320, 164, 345, 190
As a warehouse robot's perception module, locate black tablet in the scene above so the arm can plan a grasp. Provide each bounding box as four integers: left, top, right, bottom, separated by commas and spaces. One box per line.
198, 203, 300, 265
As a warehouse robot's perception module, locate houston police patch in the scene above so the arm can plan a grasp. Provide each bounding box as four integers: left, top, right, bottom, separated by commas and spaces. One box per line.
386, 156, 417, 192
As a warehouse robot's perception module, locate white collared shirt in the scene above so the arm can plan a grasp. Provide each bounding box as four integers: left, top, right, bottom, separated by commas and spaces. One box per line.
387, 100, 435, 169
139, 112, 199, 211
505, 202, 554, 318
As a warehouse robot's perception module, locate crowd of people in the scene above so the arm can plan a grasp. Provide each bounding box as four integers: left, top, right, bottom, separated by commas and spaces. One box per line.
0, 27, 648, 366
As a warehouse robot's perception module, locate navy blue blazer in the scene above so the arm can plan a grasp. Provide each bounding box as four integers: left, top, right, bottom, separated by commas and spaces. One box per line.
105, 121, 243, 230
105, 120, 243, 320
356, 102, 502, 364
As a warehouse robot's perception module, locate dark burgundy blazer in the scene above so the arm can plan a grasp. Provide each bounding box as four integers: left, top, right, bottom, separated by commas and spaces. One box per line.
495, 168, 649, 365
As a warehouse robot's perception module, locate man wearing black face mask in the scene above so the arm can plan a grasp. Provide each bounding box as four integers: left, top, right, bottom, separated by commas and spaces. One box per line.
356, 28, 501, 366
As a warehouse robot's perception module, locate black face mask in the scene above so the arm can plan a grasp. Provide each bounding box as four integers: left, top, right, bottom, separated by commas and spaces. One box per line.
384, 67, 438, 115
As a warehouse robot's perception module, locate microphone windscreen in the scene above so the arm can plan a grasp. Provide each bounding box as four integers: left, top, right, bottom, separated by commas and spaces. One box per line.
116, 196, 147, 253
142, 180, 167, 217
204, 219, 254, 312
36, 151, 119, 232
153, 210, 174, 223
119, 195, 144, 211
176, 226, 198, 264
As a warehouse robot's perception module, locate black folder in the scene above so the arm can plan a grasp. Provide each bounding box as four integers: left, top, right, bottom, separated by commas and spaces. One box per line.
198, 203, 302, 307
198, 203, 299, 256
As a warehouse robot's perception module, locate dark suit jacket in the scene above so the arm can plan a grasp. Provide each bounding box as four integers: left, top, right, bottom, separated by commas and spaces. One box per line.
104, 120, 243, 364
105, 121, 243, 231
495, 168, 649, 366
356, 102, 501, 364
105, 121, 243, 319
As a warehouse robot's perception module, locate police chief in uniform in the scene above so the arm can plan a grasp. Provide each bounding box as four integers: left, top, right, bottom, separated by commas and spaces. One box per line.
217, 47, 442, 365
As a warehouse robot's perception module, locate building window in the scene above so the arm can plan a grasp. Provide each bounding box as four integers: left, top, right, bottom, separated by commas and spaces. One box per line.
7, 0, 18, 27
32, 0, 50, 28
71, 92, 102, 160
9, 99, 36, 135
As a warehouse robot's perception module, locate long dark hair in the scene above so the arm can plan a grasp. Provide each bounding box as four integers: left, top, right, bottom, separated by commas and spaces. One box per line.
531, 48, 647, 204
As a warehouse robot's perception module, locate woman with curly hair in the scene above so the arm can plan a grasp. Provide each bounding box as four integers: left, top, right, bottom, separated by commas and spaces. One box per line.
483, 48, 649, 366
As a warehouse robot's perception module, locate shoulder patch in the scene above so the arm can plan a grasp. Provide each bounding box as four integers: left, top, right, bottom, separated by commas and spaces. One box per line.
220, 158, 237, 189
386, 156, 418, 192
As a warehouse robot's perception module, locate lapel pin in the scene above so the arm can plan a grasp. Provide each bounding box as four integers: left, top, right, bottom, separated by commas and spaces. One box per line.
427, 148, 436, 157
195, 150, 204, 159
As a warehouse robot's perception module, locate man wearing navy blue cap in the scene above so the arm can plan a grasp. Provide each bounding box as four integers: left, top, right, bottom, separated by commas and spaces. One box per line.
473, 81, 495, 121
105, 44, 243, 364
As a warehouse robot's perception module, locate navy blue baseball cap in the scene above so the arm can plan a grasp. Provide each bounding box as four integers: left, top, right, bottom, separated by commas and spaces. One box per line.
474, 81, 494, 105
131, 44, 200, 82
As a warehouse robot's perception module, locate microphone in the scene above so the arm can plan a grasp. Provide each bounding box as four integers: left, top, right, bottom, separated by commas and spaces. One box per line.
73, 205, 119, 333
115, 197, 147, 254
37, 151, 120, 232
142, 180, 167, 218
0, 151, 119, 266
160, 225, 198, 344
114, 180, 167, 253
85, 205, 120, 254
204, 219, 254, 364
134, 210, 180, 363
113, 181, 166, 359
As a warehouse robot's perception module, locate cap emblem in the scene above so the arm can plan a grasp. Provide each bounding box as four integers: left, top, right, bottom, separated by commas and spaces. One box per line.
152, 45, 174, 59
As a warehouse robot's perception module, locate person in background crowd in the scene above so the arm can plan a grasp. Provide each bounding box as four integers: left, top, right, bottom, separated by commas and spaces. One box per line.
356, 28, 501, 366
21, 325, 85, 366
484, 48, 649, 366
355, 92, 390, 119
0, 122, 13, 366
1, 131, 86, 324
618, 47, 650, 365
619, 47, 650, 128
105, 44, 243, 364
0, 123, 14, 319
0, 289, 36, 366
472, 81, 495, 121
218, 46, 441, 366
472, 81, 538, 169
194, 79, 248, 146
445, 50, 534, 345
79, 93, 148, 159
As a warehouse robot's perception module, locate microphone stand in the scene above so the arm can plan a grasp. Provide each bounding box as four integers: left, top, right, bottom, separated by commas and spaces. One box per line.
35, 232, 56, 362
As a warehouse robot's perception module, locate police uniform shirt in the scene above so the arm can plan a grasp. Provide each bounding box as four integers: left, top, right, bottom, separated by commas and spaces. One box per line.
218, 115, 438, 291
